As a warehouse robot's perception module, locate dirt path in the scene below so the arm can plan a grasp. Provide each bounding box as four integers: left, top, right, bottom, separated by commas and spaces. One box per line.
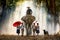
0, 35, 60, 40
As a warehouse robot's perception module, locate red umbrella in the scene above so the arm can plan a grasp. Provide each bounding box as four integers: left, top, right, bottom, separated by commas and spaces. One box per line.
13, 21, 22, 27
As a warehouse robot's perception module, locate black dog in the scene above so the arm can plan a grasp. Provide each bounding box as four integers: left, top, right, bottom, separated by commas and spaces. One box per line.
43, 30, 49, 35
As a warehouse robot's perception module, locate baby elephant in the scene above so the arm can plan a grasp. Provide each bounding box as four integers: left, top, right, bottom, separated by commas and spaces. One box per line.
43, 30, 49, 35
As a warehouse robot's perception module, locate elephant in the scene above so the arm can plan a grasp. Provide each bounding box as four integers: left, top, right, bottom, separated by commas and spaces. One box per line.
21, 15, 35, 36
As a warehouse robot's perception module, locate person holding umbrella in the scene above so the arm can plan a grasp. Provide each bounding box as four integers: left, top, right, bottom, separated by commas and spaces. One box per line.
13, 21, 23, 35
16, 23, 24, 36
16, 25, 20, 35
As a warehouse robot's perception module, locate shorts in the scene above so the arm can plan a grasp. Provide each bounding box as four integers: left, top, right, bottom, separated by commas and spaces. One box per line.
16, 29, 20, 33
36, 30, 40, 33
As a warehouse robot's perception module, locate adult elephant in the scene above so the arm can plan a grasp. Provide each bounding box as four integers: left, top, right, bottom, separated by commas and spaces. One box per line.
21, 15, 35, 36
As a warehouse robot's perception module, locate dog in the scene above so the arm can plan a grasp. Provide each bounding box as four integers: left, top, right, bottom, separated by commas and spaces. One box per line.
43, 30, 49, 35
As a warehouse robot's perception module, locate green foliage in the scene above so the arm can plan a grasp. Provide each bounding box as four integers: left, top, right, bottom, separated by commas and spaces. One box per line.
6, 0, 20, 8
34, 0, 60, 12
55, 0, 60, 12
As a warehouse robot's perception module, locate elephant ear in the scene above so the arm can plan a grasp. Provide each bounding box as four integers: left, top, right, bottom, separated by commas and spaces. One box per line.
21, 15, 35, 24
21, 16, 26, 22
29, 16, 35, 24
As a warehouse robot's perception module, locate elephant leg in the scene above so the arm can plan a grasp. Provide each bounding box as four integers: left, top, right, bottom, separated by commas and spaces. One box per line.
25, 24, 29, 36
25, 24, 32, 36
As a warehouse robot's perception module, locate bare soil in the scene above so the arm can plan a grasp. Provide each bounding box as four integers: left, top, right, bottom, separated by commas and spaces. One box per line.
0, 35, 60, 40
